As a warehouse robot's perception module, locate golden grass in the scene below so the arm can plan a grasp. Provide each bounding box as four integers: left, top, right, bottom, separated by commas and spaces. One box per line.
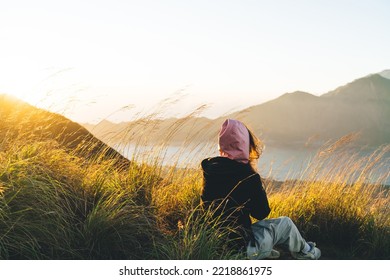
0, 96, 389, 259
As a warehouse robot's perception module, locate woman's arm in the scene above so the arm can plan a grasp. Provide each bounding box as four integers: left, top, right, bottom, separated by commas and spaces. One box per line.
248, 174, 271, 220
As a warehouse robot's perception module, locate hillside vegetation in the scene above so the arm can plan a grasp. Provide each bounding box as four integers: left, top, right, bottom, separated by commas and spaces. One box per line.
0, 95, 129, 168
0, 95, 389, 259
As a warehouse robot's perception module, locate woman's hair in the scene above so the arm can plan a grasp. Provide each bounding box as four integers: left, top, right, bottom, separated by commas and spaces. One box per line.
247, 126, 264, 171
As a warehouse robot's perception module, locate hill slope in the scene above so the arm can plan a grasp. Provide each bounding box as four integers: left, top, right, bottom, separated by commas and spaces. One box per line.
0, 94, 129, 167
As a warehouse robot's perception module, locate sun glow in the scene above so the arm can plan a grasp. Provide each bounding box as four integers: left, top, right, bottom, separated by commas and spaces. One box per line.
1, 1, 390, 123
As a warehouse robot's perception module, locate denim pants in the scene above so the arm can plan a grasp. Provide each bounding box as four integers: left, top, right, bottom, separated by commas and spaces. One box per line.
247, 216, 307, 259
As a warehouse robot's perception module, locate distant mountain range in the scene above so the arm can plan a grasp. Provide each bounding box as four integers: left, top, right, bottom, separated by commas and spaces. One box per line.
84, 70, 390, 148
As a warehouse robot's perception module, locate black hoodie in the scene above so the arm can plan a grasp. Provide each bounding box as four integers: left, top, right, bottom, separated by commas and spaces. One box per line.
201, 157, 271, 248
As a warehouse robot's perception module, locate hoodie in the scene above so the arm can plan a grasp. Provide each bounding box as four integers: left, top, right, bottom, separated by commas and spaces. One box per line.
201, 156, 270, 249
218, 119, 250, 164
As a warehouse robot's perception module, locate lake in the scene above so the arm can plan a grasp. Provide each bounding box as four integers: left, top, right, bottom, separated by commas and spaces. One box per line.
115, 143, 390, 185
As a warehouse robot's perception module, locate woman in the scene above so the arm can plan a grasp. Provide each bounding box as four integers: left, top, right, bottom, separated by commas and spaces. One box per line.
201, 119, 321, 260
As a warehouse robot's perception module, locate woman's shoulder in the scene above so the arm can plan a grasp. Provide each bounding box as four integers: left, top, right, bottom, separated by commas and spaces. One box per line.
201, 157, 256, 176
201, 156, 242, 168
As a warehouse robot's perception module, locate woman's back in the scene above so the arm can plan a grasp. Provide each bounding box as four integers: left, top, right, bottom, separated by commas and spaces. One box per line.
200, 119, 321, 259
201, 156, 270, 249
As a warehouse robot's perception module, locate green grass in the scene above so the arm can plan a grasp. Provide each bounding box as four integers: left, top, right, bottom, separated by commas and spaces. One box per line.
0, 141, 157, 259
1, 136, 388, 259
0, 98, 389, 259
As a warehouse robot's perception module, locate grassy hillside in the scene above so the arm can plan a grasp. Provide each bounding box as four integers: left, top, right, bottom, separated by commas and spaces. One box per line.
0, 95, 389, 259
0, 94, 129, 168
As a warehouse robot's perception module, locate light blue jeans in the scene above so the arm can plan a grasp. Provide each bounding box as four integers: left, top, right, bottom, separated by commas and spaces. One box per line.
247, 216, 307, 259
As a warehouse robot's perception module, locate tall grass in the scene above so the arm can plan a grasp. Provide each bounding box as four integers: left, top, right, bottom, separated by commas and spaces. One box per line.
153, 205, 245, 260
0, 140, 157, 259
267, 137, 390, 259
0, 98, 389, 259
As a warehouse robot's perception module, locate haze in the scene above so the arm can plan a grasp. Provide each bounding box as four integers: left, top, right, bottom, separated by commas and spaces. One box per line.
1, 0, 390, 123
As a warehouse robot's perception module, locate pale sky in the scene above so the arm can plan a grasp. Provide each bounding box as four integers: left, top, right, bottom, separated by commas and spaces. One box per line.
1, 0, 389, 123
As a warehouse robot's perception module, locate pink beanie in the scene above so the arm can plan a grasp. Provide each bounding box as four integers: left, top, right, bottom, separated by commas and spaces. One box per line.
218, 119, 250, 164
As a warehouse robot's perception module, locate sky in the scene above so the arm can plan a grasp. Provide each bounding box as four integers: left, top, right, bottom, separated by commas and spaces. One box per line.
1, 0, 390, 123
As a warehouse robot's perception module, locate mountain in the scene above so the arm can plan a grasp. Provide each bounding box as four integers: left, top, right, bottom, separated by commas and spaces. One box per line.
225, 74, 390, 146
322, 73, 390, 101
84, 71, 390, 148
0, 94, 130, 167
223, 91, 325, 145
379, 69, 390, 79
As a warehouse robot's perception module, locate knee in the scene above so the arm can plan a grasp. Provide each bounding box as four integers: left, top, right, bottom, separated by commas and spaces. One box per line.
279, 216, 292, 222
279, 216, 293, 226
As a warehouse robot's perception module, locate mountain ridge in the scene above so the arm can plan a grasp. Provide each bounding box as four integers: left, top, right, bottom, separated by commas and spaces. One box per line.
379, 69, 390, 79
83, 70, 390, 148
225, 73, 390, 146
321, 74, 390, 101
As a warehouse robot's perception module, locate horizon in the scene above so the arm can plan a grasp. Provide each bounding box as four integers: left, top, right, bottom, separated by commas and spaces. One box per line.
1, 1, 390, 123
4, 69, 389, 125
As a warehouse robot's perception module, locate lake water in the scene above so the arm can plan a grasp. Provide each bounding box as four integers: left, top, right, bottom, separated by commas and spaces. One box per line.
115, 143, 390, 185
